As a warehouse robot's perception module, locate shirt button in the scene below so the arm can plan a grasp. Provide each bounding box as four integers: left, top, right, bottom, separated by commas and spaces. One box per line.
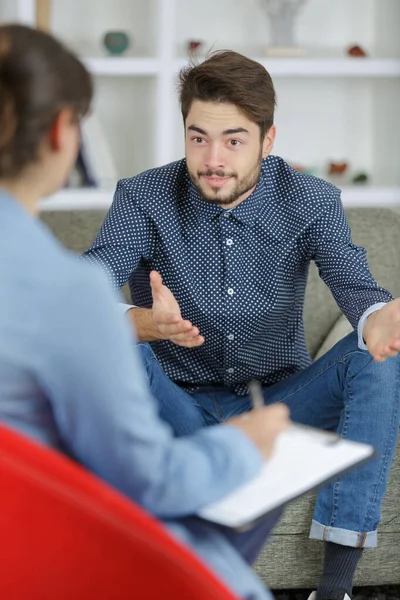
227, 368, 234, 374
226, 239, 233, 246
223, 211, 230, 218
227, 288, 234, 296
227, 334, 234, 341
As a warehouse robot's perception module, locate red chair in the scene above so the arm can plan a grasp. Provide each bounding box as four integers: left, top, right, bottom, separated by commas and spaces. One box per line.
0, 424, 238, 599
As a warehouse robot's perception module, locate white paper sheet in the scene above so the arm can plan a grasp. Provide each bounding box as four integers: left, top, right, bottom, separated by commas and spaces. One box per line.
198, 425, 375, 529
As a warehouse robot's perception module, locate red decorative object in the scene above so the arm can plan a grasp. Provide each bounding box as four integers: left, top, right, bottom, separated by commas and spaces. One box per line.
328, 162, 349, 176
187, 40, 203, 55
347, 44, 367, 57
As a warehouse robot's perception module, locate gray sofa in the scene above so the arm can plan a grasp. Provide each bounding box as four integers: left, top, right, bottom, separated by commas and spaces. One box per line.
41, 206, 400, 590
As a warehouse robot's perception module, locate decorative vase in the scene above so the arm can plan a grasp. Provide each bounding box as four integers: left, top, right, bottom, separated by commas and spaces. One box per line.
259, 0, 308, 56
103, 31, 130, 55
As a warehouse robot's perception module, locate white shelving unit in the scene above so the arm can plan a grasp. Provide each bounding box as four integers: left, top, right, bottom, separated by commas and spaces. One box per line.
2, 0, 400, 210
174, 57, 400, 78
40, 189, 115, 211
38, 185, 400, 213
84, 57, 160, 76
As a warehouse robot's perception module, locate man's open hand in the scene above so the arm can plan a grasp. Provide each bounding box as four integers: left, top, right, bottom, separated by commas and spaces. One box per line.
150, 271, 204, 348
364, 298, 400, 362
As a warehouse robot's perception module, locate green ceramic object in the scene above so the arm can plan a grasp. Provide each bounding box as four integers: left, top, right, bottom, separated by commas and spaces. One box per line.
103, 31, 130, 55
352, 172, 369, 184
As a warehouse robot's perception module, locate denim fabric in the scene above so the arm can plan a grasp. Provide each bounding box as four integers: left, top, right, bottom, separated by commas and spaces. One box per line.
139, 331, 400, 548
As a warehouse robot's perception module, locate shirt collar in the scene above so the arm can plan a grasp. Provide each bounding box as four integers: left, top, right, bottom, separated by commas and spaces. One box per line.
186, 167, 268, 227
186, 174, 223, 223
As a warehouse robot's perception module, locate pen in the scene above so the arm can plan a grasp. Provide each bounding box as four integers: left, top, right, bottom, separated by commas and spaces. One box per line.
248, 379, 264, 411
248, 379, 340, 445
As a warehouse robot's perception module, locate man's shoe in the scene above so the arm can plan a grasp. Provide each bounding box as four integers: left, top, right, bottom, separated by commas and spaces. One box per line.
308, 592, 351, 600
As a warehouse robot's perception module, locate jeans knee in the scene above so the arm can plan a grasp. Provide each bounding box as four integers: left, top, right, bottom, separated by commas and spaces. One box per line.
379, 354, 400, 406
371, 352, 400, 384
348, 349, 400, 407
137, 341, 157, 366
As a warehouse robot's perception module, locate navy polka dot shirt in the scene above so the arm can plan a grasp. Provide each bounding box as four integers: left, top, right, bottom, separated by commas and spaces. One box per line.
84, 155, 392, 395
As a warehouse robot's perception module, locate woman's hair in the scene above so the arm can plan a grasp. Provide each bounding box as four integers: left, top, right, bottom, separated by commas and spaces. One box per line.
0, 24, 93, 177
178, 50, 276, 140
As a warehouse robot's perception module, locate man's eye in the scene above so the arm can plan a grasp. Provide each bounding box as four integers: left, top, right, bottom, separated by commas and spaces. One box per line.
193, 137, 204, 143
230, 139, 242, 146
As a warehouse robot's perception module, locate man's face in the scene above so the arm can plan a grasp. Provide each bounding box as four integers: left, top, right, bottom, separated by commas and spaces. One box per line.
185, 100, 275, 208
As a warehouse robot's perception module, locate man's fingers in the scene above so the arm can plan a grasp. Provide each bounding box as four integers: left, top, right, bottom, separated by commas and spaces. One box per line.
371, 341, 400, 362
149, 270, 163, 295
380, 346, 398, 359
389, 338, 400, 352
159, 320, 204, 346
170, 335, 205, 348
371, 345, 387, 361
169, 326, 200, 341
374, 355, 386, 363
158, 319, 194, 335
149, 272, 202, 345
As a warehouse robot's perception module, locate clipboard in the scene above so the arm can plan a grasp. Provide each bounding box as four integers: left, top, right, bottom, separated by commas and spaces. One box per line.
198, 424, 376, 531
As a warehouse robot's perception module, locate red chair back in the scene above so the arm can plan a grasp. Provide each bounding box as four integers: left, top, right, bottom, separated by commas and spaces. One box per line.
0, 424, 238, 599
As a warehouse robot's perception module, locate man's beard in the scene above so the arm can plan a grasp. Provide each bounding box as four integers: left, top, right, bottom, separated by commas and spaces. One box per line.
188, 149, 263, 206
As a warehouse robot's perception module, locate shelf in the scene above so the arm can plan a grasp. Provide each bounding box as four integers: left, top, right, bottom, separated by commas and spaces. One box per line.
83, 57, 400, 79
262, 58, 400, 77
39, 189, 115, 211
175, 57, 400, 77
83, 57, 159, 76
340, 186, 400, 207
40, 186, 400, 212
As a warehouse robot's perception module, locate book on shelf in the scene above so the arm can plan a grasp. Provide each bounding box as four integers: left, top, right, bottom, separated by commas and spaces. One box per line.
80, 112, 118, 190
75, 144, 97, 187
64, 143, 96, 189
64, 112, 118, 190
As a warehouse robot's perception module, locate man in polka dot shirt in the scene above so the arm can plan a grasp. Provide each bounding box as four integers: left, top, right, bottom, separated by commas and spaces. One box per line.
84, 51, 400, 600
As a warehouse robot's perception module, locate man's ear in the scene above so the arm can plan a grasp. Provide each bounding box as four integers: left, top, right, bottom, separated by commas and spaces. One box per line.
262, 125, 276, 158
49, 108, 73, 151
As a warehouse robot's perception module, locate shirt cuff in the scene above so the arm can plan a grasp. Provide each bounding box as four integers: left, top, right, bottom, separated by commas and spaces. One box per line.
357, 302, 387, 350
118, 302, 135, 315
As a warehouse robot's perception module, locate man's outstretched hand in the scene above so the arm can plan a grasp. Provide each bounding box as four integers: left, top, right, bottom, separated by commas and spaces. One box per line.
364, 298, 400, 362
150, 271, 204, 348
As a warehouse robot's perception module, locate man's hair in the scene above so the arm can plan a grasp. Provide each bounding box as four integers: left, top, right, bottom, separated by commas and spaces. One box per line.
178, 50, 276, 139
0, 24, 93, 178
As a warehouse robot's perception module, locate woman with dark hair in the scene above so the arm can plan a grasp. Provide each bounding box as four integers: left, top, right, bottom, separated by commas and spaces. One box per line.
0, 24, 289, 600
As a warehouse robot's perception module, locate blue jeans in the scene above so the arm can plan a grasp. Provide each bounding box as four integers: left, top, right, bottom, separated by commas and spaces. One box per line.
139, 332, 400, 549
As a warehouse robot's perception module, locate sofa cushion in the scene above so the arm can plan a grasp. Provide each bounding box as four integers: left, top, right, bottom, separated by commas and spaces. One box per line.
40, 207, 400, 357
303, 208, 400, 357
314, 314, 354, 361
